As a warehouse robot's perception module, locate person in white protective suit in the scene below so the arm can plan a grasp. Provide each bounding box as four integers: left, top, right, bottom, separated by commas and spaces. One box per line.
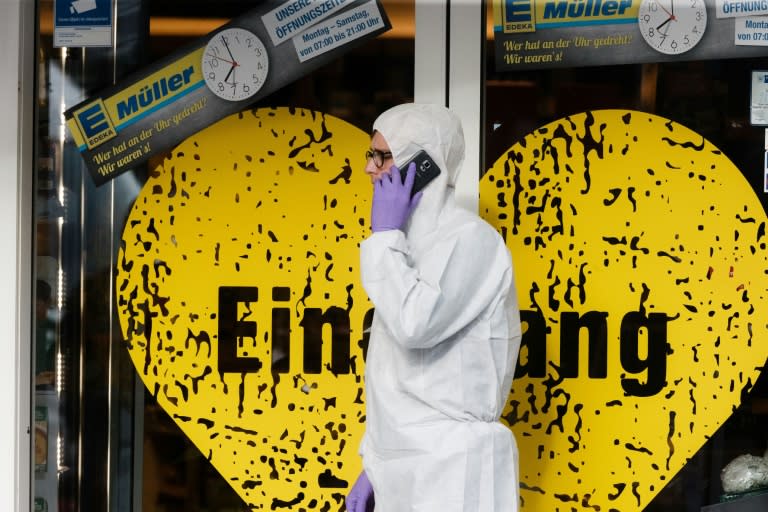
345, 103, 522, 512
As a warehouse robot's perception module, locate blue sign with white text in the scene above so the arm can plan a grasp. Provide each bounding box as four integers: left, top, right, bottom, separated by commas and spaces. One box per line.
54, 0, 112, 47
55, 0, 111, 27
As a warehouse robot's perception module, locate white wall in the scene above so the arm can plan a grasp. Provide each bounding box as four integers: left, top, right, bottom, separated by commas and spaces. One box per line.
0, 0, 34, 510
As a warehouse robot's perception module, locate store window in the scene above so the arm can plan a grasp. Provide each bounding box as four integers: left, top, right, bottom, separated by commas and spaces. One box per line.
32, 1, 414, 511
483, 2, 768, 511
34, 0, 768, 510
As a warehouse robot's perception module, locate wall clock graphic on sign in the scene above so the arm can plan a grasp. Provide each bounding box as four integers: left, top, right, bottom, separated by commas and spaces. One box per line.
202, 27, 269, 101
637, 0, 707, 55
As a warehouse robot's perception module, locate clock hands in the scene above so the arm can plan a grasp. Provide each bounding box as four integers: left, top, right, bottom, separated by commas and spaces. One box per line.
224, 60, 238, 83
655, 0, 677, 33
227, 66, 238, 92
657, 0, 673, 18
221, 35, 236, 63
202, 28, 268, 100
205, 53, 235, 66
221, 35, 239, 85
638, 0, 707, 55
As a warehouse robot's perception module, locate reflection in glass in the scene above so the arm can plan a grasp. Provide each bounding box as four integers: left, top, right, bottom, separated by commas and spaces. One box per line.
483, 8, 768, 509
33, 1, 414, 510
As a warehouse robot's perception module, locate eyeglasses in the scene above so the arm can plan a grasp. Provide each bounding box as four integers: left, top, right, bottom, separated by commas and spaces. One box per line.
365, 149, 393, 168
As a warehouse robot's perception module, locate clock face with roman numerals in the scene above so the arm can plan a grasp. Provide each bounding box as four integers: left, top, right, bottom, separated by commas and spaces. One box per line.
202, 27, 270, 101
638, 0, 707, 55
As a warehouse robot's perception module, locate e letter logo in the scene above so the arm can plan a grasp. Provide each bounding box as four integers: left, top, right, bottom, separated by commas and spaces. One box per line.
73, 98, 117, 149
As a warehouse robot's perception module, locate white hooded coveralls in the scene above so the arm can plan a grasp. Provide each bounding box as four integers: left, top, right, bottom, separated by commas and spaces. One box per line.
359, 104, 522, 512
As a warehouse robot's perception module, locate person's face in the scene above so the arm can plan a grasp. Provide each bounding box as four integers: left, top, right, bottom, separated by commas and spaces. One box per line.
364, 131, 394, 183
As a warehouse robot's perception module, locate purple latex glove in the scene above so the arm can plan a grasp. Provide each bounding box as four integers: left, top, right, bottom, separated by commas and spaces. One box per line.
370, 162, 423, 232
346, 470, 375, 512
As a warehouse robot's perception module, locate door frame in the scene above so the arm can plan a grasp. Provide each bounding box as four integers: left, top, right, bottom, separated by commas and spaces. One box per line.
414, 0, 483, 212
2, 0, 35, 511
3, 2, 487, 511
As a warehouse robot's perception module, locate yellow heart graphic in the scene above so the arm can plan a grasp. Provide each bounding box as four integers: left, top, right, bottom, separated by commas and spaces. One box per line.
117, 107, 373, 509
118, 107, 768, 510
481, 110, 768, 511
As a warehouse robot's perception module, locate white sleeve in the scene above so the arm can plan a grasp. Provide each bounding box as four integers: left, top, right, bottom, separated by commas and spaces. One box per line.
359, 226, 512, 349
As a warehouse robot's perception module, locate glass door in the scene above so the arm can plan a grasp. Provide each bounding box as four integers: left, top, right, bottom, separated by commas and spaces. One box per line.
32, 1, 416, 510
480, 1, 768, 511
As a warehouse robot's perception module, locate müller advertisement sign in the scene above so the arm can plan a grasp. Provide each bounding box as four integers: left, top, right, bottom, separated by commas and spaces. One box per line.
493, 0, 768, 70
64, 0, 390, 185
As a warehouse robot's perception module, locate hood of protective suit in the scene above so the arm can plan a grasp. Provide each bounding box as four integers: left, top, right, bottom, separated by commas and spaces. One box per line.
372, 103, 465, 242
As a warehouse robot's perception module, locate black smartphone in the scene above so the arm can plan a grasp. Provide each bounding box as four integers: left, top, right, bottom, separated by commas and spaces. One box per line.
398, 150, 441, 197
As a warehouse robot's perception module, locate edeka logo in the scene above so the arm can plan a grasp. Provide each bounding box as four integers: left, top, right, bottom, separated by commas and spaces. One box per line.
72, 98, 117, 149
480, 110, 768, 511
70, 53, 203, 152
501, 0, 637, 34
501, 0, 536, 33
117, 108, 373, 510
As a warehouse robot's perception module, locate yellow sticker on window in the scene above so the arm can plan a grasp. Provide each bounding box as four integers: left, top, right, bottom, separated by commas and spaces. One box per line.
481, 109, 768, 511
119, 106, 768, 511
118, 107, 372, 509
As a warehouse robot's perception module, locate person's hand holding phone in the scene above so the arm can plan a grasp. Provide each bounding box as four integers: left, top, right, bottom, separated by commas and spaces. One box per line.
370, 162, 423, 232
398, 150, 441, 197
